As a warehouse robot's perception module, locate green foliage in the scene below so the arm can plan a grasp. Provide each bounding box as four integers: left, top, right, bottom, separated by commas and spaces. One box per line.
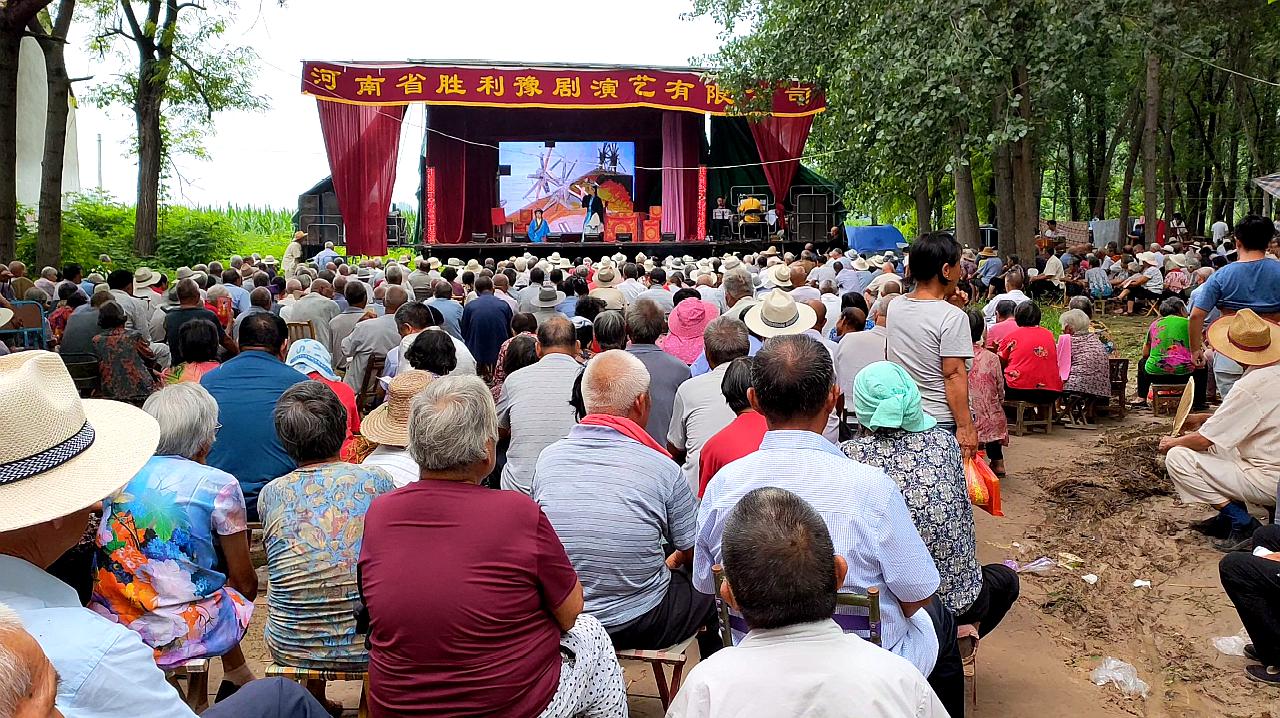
154, 207, 238, 268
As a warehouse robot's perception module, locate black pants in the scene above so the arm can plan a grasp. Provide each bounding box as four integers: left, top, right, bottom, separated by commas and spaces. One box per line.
1126, 286, 1160, 303
203, 678, 330, 718
955, 564, 1020, 637
1136, 362, 1208, 409
608, 567, 722, 660
1221, 525, 1280, 665
984, 441, 1004, 463
924, 597, 964, 718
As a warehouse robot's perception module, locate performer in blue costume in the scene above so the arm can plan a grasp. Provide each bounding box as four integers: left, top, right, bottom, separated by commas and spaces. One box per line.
580, 184, 607, 236
527, 209, 550, 243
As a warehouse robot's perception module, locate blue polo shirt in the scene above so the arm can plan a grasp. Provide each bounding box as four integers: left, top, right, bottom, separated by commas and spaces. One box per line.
200, 351, 307, 516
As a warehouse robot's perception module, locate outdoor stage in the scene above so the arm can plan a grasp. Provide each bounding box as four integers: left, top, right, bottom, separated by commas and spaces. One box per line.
413, 237, 791, 263
299, 60, 836, 259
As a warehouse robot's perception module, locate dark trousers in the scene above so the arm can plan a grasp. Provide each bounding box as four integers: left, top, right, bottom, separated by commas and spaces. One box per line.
955, 564, 1020, 637
924, 597, 964, 718
1136, 362, 1208, 408
984, 441, 1004, 463
608, 567, 722, 660
1221, 525, 1280, 665
1005, 386, 1061, 405
203, 678, 330, 718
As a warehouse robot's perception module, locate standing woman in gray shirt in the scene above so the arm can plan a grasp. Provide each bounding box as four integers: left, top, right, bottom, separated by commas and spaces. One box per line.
884, 233, 978, 458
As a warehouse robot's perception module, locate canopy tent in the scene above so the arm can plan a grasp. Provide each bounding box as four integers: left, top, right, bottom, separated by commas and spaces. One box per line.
301, 60, 825, 254
845, 224, 906, 255
1253, 172, 1280, 217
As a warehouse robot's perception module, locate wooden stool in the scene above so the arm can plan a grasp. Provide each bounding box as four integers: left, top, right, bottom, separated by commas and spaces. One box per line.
1004, 400, 1055, 436
265, 664, 369, 718
1151, 384, 1186, 417
165, 658, 210, 712
1107, 357, 1130, 418
616, 637, 695, 710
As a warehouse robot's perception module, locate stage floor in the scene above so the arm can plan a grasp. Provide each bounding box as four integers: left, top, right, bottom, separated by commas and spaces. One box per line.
409, 238, 804, 263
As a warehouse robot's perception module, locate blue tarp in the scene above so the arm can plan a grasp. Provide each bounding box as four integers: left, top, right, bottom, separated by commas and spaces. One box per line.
845, 225, 907, 255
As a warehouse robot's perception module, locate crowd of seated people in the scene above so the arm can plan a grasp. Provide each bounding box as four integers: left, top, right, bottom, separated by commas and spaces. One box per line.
3, 220, 1279, 715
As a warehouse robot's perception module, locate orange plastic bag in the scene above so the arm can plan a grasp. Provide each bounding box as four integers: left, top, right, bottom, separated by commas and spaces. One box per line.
964, 453, 1004, 517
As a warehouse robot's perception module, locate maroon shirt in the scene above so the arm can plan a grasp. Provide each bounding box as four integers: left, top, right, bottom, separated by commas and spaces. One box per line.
359, 480, 579, 717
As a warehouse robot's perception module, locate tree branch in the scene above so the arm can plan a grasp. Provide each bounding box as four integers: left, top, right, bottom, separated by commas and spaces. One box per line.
168, 51, 215, 120
3, 0, 53, 26
98, 25, 139, 44
119, 0, 145, 39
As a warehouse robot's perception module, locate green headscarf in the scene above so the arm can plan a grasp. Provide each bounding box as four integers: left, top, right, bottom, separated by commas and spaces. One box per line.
853, 361, 938, 433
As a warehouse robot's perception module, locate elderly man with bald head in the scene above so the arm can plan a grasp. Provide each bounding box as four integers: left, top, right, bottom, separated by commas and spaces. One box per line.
340, 284, 408, 392
285, 278, 341, 349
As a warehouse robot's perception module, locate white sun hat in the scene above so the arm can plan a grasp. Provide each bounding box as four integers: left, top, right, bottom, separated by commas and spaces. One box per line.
744, 289, 817, 338
0, 351, 159, 532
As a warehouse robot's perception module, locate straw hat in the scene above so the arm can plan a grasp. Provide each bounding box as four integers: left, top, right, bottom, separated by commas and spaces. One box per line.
594, 265, 621, 287
1208, 309, 1280, 367
962, 248, 977, 261
465, 259, 483, 273
294, 230, 306, 240
744, 289, 817, 338
514, 258, 529, 272
86, 272, 105, 285
1137, 251, 1160, 267
765, 263, 793, 289
760, 245, 779, 257
362, 370, 434, 447
428, 257, 442, 269
979, 246, 998, 257
611, 252, 627, 264
133, 267, 161, 289
723, 257, 742, 271
851, 257, 870, 271
0, 307, 12, 329
0, 351, 159, 532
447, 258, 462, 268
532, 283, 566, 308
176, 267, 194, 281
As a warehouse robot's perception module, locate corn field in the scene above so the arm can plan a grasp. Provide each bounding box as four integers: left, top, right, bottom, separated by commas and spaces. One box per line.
196, 204, 294, 235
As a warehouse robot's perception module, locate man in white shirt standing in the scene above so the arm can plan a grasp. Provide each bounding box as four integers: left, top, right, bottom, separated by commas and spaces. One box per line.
670, 487, 946, 718
982, 269, 1031, 326
1212, 217, 1231, 244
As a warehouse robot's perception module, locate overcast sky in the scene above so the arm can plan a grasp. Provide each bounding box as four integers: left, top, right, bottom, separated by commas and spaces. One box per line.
63, 0, 725, 210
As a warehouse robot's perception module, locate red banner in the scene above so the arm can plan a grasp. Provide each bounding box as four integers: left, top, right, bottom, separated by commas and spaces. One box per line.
301, 61, 824, 117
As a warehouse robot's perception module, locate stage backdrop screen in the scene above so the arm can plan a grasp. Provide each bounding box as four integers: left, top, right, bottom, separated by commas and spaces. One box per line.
499, 141, 635, 234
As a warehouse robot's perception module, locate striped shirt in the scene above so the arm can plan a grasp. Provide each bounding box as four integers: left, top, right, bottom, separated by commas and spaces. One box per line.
496, 353, 582, 493
532, 424, 697, 627
695, 430, 941, 676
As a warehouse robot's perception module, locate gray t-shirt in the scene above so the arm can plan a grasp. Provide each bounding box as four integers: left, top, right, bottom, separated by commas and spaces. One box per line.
885, 298, 974, 424
667, 363, 737, 493
496, 353, 583, 494
628, 344, 692, 445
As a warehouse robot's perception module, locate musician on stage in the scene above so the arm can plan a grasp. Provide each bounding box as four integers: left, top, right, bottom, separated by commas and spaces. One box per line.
710, 196, 733, 239
527, 209, 551, 243
581, 183, 607, 236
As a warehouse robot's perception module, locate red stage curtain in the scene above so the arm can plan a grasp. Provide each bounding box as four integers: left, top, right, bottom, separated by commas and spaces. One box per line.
661, 111, 701, 241
748, 115, 813, 209
316, 101, 405, 256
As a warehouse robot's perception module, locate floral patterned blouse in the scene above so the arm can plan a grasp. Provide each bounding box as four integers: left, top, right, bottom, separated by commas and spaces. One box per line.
1145, 316, 1194, 376
490, 331, 536, 402
90, 455, 253, 669
257, 462, 394, 671
841, 428, 982, 613
48, 305, 74, 343
91, 327, 161, 403
968, 345, 1008, 445
998, 325, 1064, 392
1064, 332, 1112, 398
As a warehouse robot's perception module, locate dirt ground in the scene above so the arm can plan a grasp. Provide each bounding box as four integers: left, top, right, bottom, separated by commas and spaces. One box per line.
200, 315, 1276, 717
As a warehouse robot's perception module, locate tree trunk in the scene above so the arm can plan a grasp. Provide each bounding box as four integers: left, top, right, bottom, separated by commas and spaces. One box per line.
1119, 111, 1145, 244
994, 141, 1014, 236
0, 30, 20, 263
913, 180, 932, 236
1010, 65, 1039, 263
1142, 50, 1161, 227
134, 61, 163, 257
1066, 110, 1081, 221
953, 158, 981, 252
32, 0, 75, 269
1161, 96, 1177, 224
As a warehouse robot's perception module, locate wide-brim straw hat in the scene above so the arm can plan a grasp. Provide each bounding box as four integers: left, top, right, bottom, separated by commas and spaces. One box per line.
362, 370, 434, 446
0, 307, 12, 328
1137, 251, 1160, 267
133, 266, 161, 288
744, 289, 817, 338
760, 245, 779, 257
979, 247, 998, 257
0, 351, 159, 532
595, 266, 621, 287
465, 260, 483, 272
533, 284, 566, 307
765, 263, 793, 289
851, 257, 870, 271
1208, 309, 1280, 367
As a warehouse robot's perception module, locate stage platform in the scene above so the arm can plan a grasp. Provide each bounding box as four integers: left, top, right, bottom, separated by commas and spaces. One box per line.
404, 237, 832, 264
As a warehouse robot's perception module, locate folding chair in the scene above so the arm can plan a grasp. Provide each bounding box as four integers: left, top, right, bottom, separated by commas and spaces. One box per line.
59, 352, 101, 397
357, 355, 386, 414
165, 658, 210, 712
0, 300, 47, 349
265, 665, 369, 718
286, 321, 315, 343
616, 639, 695, 710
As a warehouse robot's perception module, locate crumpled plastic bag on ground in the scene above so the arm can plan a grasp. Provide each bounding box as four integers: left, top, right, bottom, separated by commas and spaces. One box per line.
1213, 628, 1250, 656
1003, 556, 1057, 574
1090, 657, 1150, 697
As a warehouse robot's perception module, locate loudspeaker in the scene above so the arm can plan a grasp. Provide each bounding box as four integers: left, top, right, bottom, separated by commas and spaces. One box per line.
797, 221, 826, 244
660, 232, 676, 242
470, 233, 490, 244
498, 165, 512, 176
796, 194, 828, 215
616, 232, 633, 243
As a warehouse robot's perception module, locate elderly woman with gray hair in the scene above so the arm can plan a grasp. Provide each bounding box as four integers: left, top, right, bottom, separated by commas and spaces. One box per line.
90, 382, 260, 699
358, 375, 627, 717
257, 381, 394, 713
